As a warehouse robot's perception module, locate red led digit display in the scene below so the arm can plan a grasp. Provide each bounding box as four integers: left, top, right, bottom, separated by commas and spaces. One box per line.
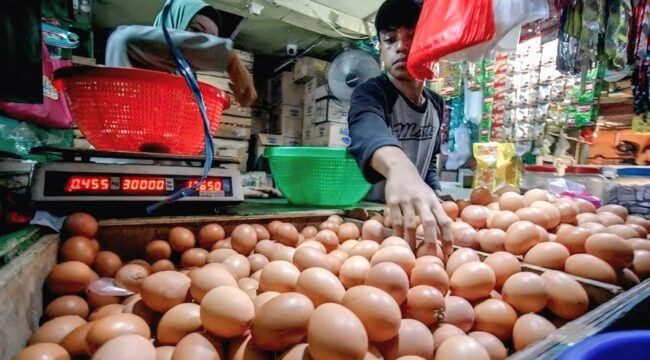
121, 177, 166, 192
186, 179, 223, 191
65, 176, 111, 193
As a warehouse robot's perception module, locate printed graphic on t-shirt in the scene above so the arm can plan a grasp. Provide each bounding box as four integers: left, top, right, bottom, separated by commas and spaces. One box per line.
391, 122, 436, 141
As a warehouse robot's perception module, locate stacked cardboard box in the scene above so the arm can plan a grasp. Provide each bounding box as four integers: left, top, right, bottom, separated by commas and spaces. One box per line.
268, 72, 304, 145
213, 137, 249, 172
302, 77, 351, 148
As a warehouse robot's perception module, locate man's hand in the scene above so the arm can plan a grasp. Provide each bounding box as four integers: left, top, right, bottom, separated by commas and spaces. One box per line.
227, 53, 257, 107
243, 186, 283, 199
372, 147, 453, 261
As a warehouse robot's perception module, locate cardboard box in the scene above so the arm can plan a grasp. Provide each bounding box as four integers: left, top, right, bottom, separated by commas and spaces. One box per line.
302, 122, 350, 148
254, 133, 284, 160
293, 57, 328, 84
268, 72, 303, 106
303, 78, 318, 128
314, 97, 349, 124
283, 136, 302, 146
271, 105, 303, 138
215, 124, 251, 140
313, 85, 329, 101
213, 138, 249, 172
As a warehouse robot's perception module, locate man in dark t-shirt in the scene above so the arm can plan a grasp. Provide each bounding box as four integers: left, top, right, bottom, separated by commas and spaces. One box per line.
348, 0, 452, 256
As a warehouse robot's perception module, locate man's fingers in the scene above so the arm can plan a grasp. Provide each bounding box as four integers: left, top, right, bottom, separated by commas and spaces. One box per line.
416, 202, 438, 248
388, 202, 404, 239
431, 202, 453, 260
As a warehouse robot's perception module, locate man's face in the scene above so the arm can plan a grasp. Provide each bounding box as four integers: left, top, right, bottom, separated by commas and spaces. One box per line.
379, 27, 415, 80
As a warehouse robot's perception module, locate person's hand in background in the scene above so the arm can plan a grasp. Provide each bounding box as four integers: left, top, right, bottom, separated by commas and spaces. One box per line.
227, 53, 257, 107
243, 186, 283, 199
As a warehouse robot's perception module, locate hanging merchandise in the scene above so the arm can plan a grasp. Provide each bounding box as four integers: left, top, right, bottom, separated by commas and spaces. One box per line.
473, 142, 518, 190
632, 114, 650, 133
631, 0, 650, 114
444, 0, 550, 62
407, 0, 496, 79
445, 124, 472, 170
604, 0, 632, 71
578, 0, 606, 71
557, 4, 581, 74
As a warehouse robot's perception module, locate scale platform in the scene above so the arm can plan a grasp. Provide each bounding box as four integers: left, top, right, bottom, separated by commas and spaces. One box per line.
30, 147, 244, 216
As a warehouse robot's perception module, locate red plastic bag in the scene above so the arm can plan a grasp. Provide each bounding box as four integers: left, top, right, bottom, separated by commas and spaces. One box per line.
0, 41, 74, 129
407, 0, 496, 80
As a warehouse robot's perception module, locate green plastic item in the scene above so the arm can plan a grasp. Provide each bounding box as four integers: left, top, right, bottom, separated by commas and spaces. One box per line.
265, 147, 371, 207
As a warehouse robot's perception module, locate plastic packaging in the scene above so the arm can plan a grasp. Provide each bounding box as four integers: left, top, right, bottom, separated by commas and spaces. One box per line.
87, 278, 135, 296
605, 0, 632, 71
0, 116, 73, 161
473, 142, 517, 191
407, 0, 496, 79
445, 125, 472, 170
548, 178, 602, 208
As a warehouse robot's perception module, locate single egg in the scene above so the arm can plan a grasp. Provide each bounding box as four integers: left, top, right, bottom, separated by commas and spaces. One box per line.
315, 229, 340, 253
180, 248, 209, 268
297, 267, 345, 306
531, 201, 562, 229
365, 262, 410, 305
446, 248, 480, 277
585, 233, 634, 270
597, 205, 629, 220
524, 242, 570, 270
499, 192, 525, 212
382, 319, 435, 360
471, 187, 493, 206
172, 332, 223, 360
435, 335, 490, 360
564, 254, 617, 284
200, 286, 255, 338
486, 211, 519, 232
338, 222, 361, 242
443, 295, 475, 332
403, 285, 445, 327
94, 251, 122, 277
410, 262, 450, 295
504, 221, 540, 255
275, 223, 300, 247
501, 272, 548, 314
251, 292, 314, 351
60, 236, 97, 266
63, 212, 98, 238
479, 229, 507, 254
442, 201, 460, 219
168, 227, 196, 253
512, 313, 557, 351
45, 295, 89, 319
349, 240, 381, 260
468, 331, 507, 360
307, 303, 368, 360
541, 271, 589, 320
259, 260, 301, 292
461, 205, 489, 229
483, 252, 521, 290
300, 225, 318, 239
362, 219, 385, 242
231, 224, 258, 255
598, 212, 625, 226
370, 245, 416, 275
450, 262, 496, 302
46, 261, 98, 295
515, 208, 550, 229
247, 253, 269, 273
473, 299, 518, 341
140, 271, 190, 312
85, 313, 151, 354
523, 189, 549, 206
28, 315, 86, 345
342, 285, 401, 342
223, 254, 252, 279
157, 303, 201, 345
189, 264, 237, 302
293, 246, 330, 272
339, 255, 371, 289
198, 223, 225, 249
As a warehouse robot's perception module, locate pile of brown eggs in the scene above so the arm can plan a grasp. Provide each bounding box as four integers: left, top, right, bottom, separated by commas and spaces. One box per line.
13, 190, 650, 360
428, 187, 650, 288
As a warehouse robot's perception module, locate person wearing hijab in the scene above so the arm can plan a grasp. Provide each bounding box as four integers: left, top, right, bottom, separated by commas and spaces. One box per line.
106, 0, 256, 107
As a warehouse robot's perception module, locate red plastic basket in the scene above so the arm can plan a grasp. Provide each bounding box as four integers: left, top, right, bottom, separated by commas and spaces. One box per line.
55, 66, 230, 155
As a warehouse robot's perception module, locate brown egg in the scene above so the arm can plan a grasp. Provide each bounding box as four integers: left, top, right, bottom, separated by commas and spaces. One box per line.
60, 236, 97, 266
168, 227, 196, 253
461, 205, 489, 229
628, 238, 650, 251
608, 224, 639, 239
278, 343, 310, 360
297, 240, 327, 253
498, 192, 525, 212
137, 271, 188, 313
275, 223, 300, 247
382, 319, 434, 360
455, 227, 479, 249
252, 239, 273, 257
308, 303, 368, 359
585, 233, 634, 270
541, 271, 589, 320
189, 264, 237, 302
156, 346, 175, 360
598, 204, 629, 220
60, 321, 93, 356
223, 254, 252, 279
227, 334, 266, 360
28, 315, 86, 345
471, 187, 493, 206
64, 212, 98, 238
45, 295, 89, 319
251, 224, 270, 241
443, 295, 474, 332
529, 201, 562, 229
442, 201, 460, 219
486, 211, 519, 232
537, 226, 550, 243
268, 220, 284, 237
432, 324, 465, 351
564, 254, 617, 284
554, 225, 590, 255
230, 224, 257, 256
501, 272, 548, 314
339, 255, 371, 289
365, 262, 410, 305
13, 343, 71, 360
523, 189, 549, 206
504, 221, 540, 255
145, 240, 172, 261
93, 251, 122, 277
46, 261, 98, 294
580, 223, 609, 235
320, 221, 340, 233
247, 253, 269, 273
473, 299, 517, 341
128, 259, 152, 273
632, 250, 650, 279
524, 242, 570, 270
513, 208, 549, 229
327, 254, 343, 275
627, 215, 650, 231
628, 224, 648, 238
338, 222, 361, 242
410, 262, 450, 295
361, 219, 385, 242
404, 285, 445, 327
450, 262, 496, 302
446, 248, 480, 277
483, 252, 521, 290
157, 303, 201, 345
574, 198, 596, 214
300, 225, 318, 239
598, 212, 625, 226
435, 335, 490, 360
554, 201, 579, 226
314, 229, 339, 253
370, 245, 416, 275
457, 199, 471, 214
339, 285, 401, 342
381, 236, 411, 250
172, 332, 223, 360
89, 304, 125, 321
468, 331, 507, 360
512, 313, 557, 351
340, 239, 361, 253
180, 248, 209, 268
250, 292, 314, 351
196, 223, 225, 249
212, 238, 232, 250
271, 244, 298, 262
200, 286, 254, 338
577, 212, 602, 225
207, 248, 237, 263
296, 267, 345, 307
86, 313, 151, 354
259, 260, 300, 292
86, 289, 120, 309
349, 239, 380, 260
293, 246, 330, 272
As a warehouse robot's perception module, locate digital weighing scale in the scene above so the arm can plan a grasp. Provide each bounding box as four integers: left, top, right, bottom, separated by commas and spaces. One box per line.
30, 148, 244, 215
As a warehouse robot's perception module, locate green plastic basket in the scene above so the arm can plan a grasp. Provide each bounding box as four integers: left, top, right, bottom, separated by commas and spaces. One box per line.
265, 147, 371, 207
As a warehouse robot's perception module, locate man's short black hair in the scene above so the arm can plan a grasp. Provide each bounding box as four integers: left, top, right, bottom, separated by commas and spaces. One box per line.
374, 0, 422, 38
